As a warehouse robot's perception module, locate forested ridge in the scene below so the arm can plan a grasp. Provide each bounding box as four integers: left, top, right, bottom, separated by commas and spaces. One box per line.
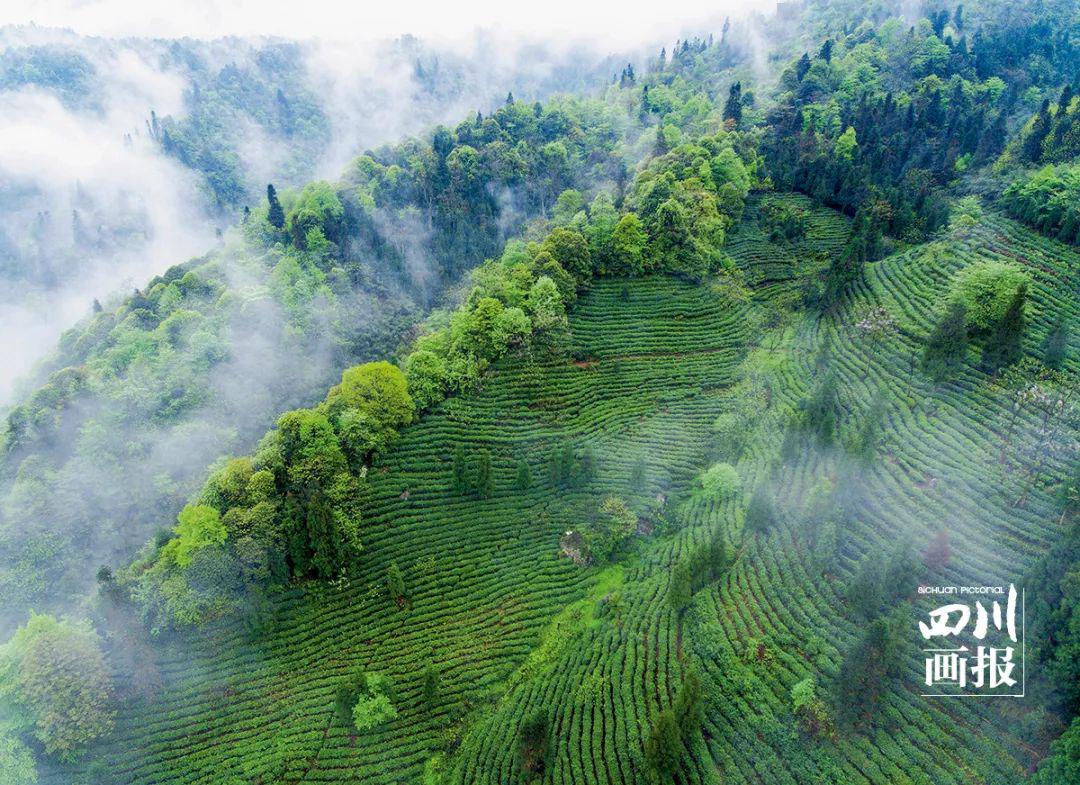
0, 1, 1078, 784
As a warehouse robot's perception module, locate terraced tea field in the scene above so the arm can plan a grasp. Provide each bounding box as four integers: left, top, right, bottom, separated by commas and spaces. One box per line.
58, 197, 1077, 785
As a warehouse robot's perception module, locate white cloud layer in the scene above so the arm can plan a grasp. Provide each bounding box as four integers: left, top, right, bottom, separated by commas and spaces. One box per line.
7, 0, 773, 46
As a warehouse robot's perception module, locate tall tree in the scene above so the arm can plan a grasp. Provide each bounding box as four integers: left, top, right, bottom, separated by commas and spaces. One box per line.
266, 183, 285, 230
980, 283, 1026, 373
922, 302, 969, 381
723, 82, 743, 125
644, 709, 682, 781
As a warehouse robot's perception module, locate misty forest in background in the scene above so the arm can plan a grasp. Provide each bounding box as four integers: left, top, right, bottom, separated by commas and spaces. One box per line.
0, 0, 1079, 784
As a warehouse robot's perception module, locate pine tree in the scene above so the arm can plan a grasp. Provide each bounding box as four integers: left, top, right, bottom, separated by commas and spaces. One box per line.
854, 390, 885, 461
744, 484, 777, 535
922, 302, 969, 381
673, 668, 703, 735
644, 709, 682, 780
1042, 312, 1070, 369
386, 562, 407, 608
835, 614, 905, 720
980, 283, 1026, 374
515, 458, 531, 491
796, 52, 812, 81
708, 528, 731, 576
819, 39, 833, 63
452, 445, 468, 494
420, 664, 439, 709
802, 371, 839, 445
1023, 100, 1052, 163
266, 184, 285, 229
668, 561, 692, 613
518, 709, 549, 774
723, 82, 743, 125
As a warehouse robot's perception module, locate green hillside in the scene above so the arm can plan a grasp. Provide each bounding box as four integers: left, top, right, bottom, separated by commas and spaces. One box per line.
3, 3, 1080, 784
46, 196, 1077, 784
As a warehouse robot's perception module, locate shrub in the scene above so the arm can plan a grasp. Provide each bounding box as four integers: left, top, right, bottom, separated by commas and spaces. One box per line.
698, 462, 741, 500
947, 261, 1029, 333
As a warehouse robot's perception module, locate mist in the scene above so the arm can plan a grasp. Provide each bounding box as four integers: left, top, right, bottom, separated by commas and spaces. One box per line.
0, 1, 774, 404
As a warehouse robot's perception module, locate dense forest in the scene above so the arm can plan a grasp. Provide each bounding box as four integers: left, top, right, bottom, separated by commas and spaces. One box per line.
0, 0, 1078, 784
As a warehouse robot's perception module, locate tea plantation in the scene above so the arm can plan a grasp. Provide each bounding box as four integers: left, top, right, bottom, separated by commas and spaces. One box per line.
56, 196, 1078, 784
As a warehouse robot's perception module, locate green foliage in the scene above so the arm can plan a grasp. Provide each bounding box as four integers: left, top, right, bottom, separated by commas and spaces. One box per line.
743, 484, 777, 536
514, 458, 531, 491
628, 135, 751, 281
349, 672, 397, 731
979, 282, 1027, 373
164, 505, 227, 568
0, 731, 36, 785
578, 495, 636, 564
1002, 163, 1080, 245
698, 462, 741, 500
289, 181, 344, 250
644, 708, 682, 781
922, 301, 969, 382
517, 709, 549, 775
325, 361, 415, 462
608, 213, 648, 276
0, 615, 114, 760
834, 612, 906, 721
948, 261, 1030, 333
760, 198, 809, 243
668, 561, 692, 614
791, 677, 834, 738
1029, 716, 1080, 785
420, 664, 440, 710
386, 562, 408, 608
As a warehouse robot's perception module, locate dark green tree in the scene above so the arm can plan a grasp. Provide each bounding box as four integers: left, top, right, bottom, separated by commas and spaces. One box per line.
452, 445, 468, 495
802, 371, 839, 445
980, 283, 1026, 374
515, 458, 532, 491
266, 183, 285, 229
517, 709, 549, 775
744, 484, 777, 535
795, 52, 812, 81
723, 82, 743, 125
420, 663, 440, 710
854, 389, 886, 460
835, 613, 905, 720
386, 561, 407, 608
668, 561, 692, 614
644, 709, 682, 781
673, 668, 703, 736
922, 302, 969, 381
1023, 100, 1052, 163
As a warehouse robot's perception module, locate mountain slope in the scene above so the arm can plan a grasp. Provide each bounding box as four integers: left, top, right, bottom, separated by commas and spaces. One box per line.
48, 196, 1078, 784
